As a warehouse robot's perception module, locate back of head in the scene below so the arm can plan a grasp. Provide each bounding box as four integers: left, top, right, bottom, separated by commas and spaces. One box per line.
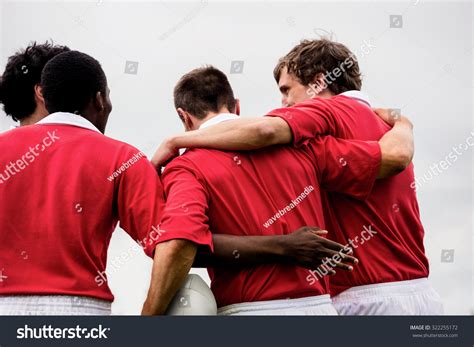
0, 41, 70, 121
41, 50, 107, 115
174, 65, 236, 119
274, 38, 362, 94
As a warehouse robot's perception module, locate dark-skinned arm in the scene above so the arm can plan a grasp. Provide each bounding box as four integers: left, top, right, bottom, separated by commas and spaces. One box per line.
193, 227, 358, 274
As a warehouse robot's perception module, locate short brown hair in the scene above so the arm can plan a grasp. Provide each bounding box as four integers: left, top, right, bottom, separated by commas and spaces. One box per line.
273, 39, 362, 95
174, 65, 236, 120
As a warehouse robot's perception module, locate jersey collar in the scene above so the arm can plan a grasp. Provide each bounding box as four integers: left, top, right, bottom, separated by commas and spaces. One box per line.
199, 113, 240, 130
340, 90, 372, 108
37, 112, 101, 133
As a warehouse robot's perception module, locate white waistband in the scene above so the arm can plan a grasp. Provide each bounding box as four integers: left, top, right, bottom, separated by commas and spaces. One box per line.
333, 278, 432, 301
0, 295, 111, 315
218, 294, 332, 315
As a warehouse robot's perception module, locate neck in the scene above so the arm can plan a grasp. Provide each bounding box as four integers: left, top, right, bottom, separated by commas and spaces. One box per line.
81, 104, 106, 134
317, 89, 335, 99
194, 108, 232, 130
82, 113, 104, 134
19, 109, 48, 127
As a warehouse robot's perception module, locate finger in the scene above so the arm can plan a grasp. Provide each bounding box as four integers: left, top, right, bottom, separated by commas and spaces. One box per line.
305, 226, 322, 232
150, 152, 165, 168
372, 107, 390, 118
299, 226, 323, 234
372, 108, 386, 115
313, 229, 328, 236
340, 246, 354, 254
373, 108, 398, 126
323, 249, 359, 265
150, 156, 160, 168
330, 246, 356, 257
333, 262, 355, 271
340, 252, 358, 264
317, 237, 348, 251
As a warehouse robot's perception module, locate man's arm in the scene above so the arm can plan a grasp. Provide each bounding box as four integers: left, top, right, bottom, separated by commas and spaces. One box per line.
152, 114, 414, 179
152, 101, 372, 167
378, 116, 414, 178
142, 239, 197, 315
151, 116, 291, 167
115, 147, 165, 246
194, 227, 358, 273
141, 160, 214, 315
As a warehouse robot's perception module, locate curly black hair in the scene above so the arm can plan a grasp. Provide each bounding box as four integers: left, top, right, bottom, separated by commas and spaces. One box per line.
0, 41, 70, 121
41, 51, 107, 115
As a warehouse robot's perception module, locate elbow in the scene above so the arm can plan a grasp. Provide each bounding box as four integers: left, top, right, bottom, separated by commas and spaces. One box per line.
169, 239, 198, 263
400, 116, 414, 130
255, 122, 279, 147
393, 146, 413, 171
378, 144, 414, 179
155, 239, 197, 264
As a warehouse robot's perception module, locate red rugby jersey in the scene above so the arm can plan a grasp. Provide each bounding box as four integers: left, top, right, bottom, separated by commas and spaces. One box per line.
0, 113, 164, 301
146, 122, 381, 307
267, 93, 429, 295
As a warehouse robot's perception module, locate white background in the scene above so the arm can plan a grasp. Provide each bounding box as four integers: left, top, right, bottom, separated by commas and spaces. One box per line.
1, 0, 472, 315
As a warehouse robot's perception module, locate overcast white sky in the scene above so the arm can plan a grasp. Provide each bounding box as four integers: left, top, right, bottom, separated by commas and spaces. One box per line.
1, 0, 472, 315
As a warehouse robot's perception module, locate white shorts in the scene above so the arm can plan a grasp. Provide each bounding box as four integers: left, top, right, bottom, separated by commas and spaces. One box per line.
332, 278, 444, 315
218, 294, 338, 316
0, 295, 111, 315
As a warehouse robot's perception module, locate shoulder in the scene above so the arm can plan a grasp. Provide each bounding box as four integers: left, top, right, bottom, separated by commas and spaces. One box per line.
83, 131, 147, 160
162, 148, 223, 185
164, 149, 208, 173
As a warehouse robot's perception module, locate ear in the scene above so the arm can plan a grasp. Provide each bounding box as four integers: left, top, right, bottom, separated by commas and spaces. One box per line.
311, 73, 327, 95
94, 91, 105, 112
234, 99, 241, 116
177, 107, 186, 122
34, 84, 45, 104
177, 107, 194, 131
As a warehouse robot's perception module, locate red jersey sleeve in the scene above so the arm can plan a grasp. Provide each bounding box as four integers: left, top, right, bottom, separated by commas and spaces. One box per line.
266, 97, 339, 146
114, 148, 165, 255
308, 136, 381, 200
144, 157, 214, 258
